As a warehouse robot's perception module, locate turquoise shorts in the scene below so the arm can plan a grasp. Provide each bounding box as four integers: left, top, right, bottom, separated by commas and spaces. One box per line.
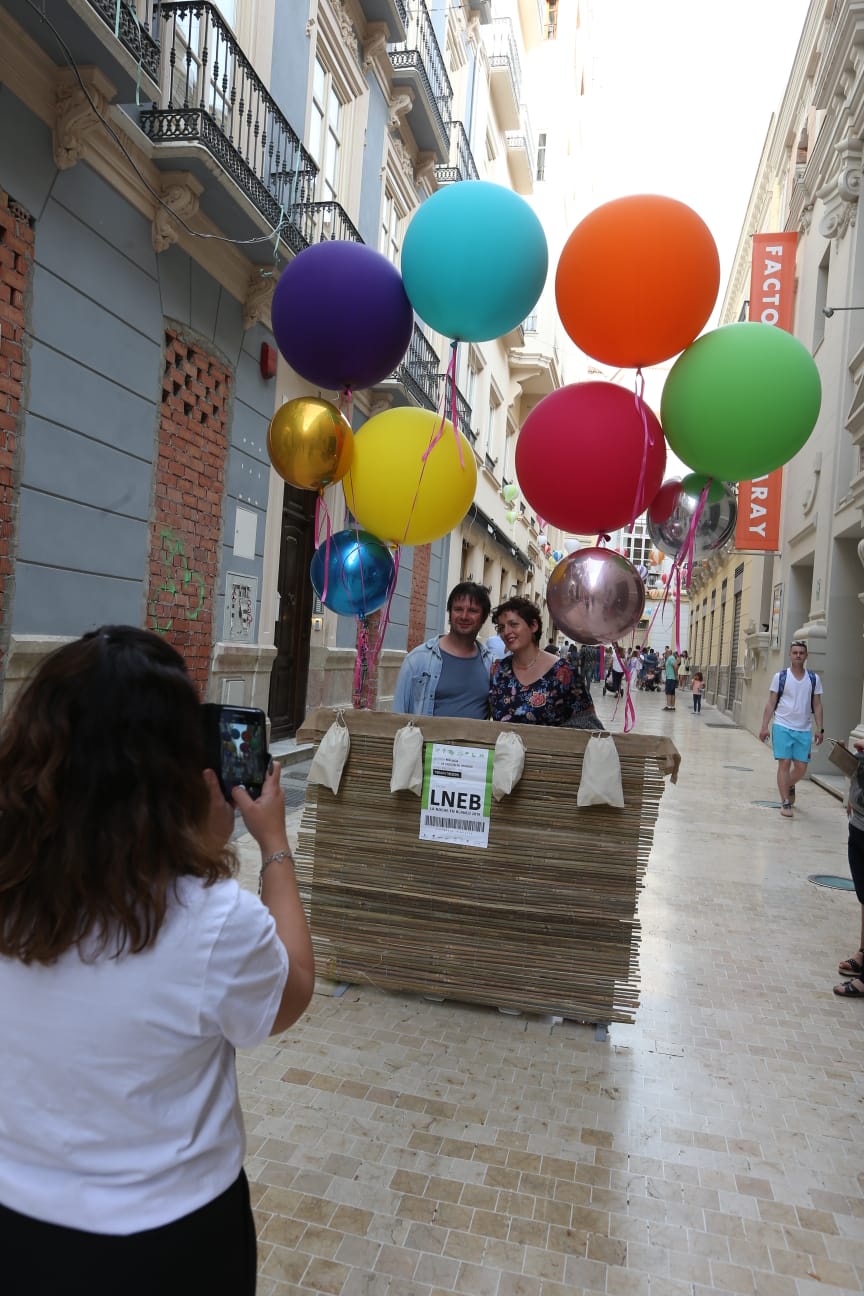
772, 722, 811, 763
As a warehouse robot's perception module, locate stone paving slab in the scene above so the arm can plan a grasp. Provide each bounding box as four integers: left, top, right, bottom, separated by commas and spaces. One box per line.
234, 692, 864, 1295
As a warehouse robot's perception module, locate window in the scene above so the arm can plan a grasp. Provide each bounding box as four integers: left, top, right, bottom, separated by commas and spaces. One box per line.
536, 131, 547, 182
309, 56, 344, 203
380, 187, 404, 265
545, 1, 558, 40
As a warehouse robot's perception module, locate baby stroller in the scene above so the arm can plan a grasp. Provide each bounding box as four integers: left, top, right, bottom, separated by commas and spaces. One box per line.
641, 663, 660, 692
602, 663, 624, 699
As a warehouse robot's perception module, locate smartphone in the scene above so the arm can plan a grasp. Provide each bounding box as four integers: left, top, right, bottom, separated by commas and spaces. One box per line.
201, 704, 269, 801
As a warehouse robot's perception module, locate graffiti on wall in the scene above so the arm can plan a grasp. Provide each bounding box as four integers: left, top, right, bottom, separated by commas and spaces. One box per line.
149, 528, 205, 633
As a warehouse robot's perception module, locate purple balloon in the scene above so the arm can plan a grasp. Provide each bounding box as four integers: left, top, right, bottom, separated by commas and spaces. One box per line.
546, 548, 645, 646
271, 242, 414, 392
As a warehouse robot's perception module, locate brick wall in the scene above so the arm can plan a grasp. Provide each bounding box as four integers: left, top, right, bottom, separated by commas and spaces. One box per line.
0, 191, 34, 678
407, 543, 432, 650
147, 329, 230, 692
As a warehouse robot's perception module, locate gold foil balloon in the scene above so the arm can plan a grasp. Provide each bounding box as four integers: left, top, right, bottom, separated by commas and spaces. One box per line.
267, 397, 353, 491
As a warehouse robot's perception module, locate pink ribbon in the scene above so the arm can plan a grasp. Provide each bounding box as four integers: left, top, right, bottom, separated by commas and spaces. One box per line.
629, 370, 654, 527
314, 492, 334, 605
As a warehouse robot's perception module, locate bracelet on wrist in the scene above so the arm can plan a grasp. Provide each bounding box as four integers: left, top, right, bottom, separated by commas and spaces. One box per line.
258, 847, 292, 895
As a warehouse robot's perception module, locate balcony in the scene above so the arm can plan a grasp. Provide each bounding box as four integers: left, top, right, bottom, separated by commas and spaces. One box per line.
509, 316, 562, 401
486, 17, 522, 130
434, 121, 480, 185
440, 378, 478, 446
465, 0, 494, 22
140, 3, 317, 261
387, 0, 452, 161
355, 0, 407, 41
5, 0, 161, 102
291, 202, 362, 247
372, 322, 441, 410
517, 0, 547, 47
505, 104, 535, 194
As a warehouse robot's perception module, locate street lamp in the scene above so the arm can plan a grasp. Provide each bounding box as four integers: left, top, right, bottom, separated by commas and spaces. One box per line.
822, 305, 864, 317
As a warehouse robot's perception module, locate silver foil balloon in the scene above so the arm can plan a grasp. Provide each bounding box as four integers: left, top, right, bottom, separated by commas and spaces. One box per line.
646, 482, 737, 558
546, 547, 646, 646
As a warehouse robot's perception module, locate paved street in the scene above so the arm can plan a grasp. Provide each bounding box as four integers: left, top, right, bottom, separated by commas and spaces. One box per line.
233, 690, 864, 1296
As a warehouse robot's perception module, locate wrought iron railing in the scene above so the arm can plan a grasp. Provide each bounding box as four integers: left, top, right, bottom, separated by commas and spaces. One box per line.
441, 381, 477, 444
87, 0, 161, 85
434, 120, 480, 184
290, 201, 362, 246
388, 0, 452, 148
488, 17, 522, 107
141, 2, 317, 254
389, 323, 440, 410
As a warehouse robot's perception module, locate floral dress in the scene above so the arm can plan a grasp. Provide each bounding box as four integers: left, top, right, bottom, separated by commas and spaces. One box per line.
489, 656, 599, 726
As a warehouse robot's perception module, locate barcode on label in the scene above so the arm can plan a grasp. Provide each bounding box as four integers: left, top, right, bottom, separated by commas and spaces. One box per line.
422, 814, 485, 832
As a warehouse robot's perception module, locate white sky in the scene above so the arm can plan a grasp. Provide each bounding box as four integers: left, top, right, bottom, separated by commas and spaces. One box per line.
584, 0, 811, 321
576, 0, 811, 468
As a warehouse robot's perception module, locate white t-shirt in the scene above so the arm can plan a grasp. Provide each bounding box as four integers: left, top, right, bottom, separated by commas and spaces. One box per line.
0, 875, 288, 1234
770, 668, 823, 732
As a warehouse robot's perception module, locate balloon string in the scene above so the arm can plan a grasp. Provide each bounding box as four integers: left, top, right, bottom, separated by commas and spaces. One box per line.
422, 341, 463, 468
338, 388, 353, 426
352, 616, 370, 709
595, 532, 611, 548
314, 492, 334, 605
672, 481, 711, 590
370, 548, 400, 665
629, 369, 654, 528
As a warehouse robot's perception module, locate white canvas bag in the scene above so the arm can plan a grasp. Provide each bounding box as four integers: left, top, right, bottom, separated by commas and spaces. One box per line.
576, 732, 624, 808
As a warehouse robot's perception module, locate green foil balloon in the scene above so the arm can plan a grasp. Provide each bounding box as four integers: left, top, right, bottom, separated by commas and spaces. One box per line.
681, 473, 726, 504
661, 322, 821, 481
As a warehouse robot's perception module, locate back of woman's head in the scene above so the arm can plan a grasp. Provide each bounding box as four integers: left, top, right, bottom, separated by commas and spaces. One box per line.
0, 626, 232, 964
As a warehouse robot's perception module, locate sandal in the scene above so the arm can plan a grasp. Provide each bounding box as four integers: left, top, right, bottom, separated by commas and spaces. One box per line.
838, 949, 864, 977
833, 978, 864, 997
780, 801, 793, 818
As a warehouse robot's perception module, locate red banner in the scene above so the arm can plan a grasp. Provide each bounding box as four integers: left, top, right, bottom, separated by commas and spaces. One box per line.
734, 233, 797, 550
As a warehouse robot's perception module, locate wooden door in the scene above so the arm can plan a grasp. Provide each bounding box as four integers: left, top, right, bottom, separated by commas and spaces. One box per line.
268, 484, 315, 739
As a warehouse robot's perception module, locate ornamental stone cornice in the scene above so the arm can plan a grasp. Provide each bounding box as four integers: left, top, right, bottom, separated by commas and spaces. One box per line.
152, 172, 204, 253
243, 269, 276, 331
53, 65, 116, 171
816, 137, 862, 238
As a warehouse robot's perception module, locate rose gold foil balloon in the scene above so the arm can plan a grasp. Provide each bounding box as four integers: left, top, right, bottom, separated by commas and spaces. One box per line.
267, 397, 353, 491
546, 547, 645, 646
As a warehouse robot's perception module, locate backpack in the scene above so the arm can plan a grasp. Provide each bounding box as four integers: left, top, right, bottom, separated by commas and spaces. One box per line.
774, 668, 817, 711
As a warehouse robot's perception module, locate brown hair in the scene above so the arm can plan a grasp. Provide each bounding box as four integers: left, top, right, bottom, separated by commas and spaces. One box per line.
0, 626, 233, 965
493, 597, 543, 645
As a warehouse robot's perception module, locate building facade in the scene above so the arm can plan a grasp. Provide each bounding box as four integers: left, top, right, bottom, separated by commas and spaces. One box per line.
689, 0, 864, 764
0, 0, 580, 731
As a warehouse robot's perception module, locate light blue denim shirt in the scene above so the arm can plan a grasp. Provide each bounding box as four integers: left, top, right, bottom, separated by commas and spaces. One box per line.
392, 635, 494, 717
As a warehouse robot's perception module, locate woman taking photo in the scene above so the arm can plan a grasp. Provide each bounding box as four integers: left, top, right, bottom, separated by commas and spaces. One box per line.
490, 597, 601, 728
0, 626, 315, 1295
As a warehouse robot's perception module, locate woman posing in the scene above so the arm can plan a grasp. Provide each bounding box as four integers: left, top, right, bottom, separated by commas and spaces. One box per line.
0, 626, 315, 1295
489, 597, 601, 728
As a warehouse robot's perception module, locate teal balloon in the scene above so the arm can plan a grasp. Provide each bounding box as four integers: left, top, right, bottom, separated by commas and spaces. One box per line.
400, 181, 548, 342
661, 322, 821, 481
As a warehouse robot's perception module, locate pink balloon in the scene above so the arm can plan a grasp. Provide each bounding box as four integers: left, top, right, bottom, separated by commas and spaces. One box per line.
546, 548, 646, 646
515, 383, 667, 533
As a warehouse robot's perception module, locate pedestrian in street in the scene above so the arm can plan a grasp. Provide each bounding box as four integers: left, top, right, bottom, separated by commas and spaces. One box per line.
662, 647, 679, 711
691, 671, 705, 713
577, 641, 597, 689
834, 741, 864, 998
392, 581, 494, 718
758, 639, 824, 819
678, 650, 691, 690
0, 626, 315, 1295
603, 641, 626, 699
490, 597, 601, 727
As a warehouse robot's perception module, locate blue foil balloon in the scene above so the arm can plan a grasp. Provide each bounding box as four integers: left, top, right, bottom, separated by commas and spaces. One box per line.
310, 529, 395, 617
401, 181, 548, 342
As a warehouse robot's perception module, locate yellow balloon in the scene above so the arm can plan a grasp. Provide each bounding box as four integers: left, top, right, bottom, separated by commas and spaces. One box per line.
267, 397, 353, 491
344, 407, 477, 545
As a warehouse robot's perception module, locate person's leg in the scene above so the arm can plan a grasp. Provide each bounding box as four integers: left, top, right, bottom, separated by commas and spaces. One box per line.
838, 824, 864, 983
668, 681, 676, 710
776, 757, 792, 805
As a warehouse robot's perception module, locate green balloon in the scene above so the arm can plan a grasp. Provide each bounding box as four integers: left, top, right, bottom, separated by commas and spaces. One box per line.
661, 322, 821, 481
681, 473, 726, 504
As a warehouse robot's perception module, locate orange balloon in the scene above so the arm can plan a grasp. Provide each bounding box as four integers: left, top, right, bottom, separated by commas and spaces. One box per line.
555, 195, 720, 368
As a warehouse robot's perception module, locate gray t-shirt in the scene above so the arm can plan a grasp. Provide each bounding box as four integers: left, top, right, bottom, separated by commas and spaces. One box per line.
433, 649, 491, 719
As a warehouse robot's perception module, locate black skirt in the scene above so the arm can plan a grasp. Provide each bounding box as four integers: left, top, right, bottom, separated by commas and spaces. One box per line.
2, 1169, 257, 1296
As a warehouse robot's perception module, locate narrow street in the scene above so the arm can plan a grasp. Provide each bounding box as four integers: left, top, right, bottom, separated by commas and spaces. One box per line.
234, 693, 864, 1296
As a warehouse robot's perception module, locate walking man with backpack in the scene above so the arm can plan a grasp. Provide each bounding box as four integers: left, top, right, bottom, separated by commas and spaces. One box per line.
759, 640, 824, 818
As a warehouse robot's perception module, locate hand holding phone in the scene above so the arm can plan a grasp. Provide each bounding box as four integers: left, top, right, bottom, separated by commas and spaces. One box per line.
202, 704, 269, 801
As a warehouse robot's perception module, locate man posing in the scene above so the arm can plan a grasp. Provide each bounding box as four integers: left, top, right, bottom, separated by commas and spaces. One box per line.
392, 581, 494, 719
759, 640, 824, 819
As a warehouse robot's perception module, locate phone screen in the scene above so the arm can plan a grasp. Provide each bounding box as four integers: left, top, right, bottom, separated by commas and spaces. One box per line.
202, 704, 269, 800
